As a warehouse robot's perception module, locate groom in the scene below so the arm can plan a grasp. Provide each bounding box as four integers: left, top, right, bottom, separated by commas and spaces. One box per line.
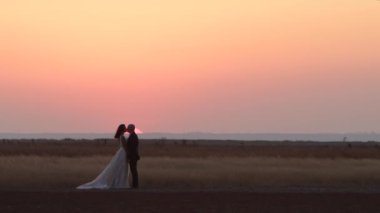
125, 124, 140, 188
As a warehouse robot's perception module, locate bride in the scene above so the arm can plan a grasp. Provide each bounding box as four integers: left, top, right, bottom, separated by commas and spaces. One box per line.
77, 124, 129, 189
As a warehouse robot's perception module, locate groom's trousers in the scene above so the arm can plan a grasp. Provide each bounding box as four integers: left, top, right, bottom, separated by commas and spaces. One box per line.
129, 160, 139, 188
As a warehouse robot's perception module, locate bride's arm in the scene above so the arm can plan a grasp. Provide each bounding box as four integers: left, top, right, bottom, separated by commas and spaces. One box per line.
120, 135, 128, 151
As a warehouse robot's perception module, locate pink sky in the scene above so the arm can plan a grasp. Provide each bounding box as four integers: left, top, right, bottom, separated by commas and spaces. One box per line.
0, 0, 379, 133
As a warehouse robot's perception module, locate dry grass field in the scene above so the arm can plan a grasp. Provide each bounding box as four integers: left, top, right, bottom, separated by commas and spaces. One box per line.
2, 139, 380, 213
1, 138, 380, 158
1, 139, 380, 190
2, 156, 380, 190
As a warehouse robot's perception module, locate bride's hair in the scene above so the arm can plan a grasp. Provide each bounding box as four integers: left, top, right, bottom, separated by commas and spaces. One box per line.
114, 124, 127, 139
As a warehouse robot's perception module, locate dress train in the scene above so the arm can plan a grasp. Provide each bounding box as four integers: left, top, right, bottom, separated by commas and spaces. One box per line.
77, 147, 129, 189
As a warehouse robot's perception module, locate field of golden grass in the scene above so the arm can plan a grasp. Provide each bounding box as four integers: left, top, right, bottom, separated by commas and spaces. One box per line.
1, 139, 380, 190
2, 139, 380, 158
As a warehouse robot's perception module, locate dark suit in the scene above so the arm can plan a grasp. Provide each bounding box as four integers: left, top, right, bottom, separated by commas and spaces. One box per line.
126, 132, 139, 188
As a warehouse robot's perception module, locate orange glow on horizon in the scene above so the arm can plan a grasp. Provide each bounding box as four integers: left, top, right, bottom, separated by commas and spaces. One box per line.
135, 128, 143, 134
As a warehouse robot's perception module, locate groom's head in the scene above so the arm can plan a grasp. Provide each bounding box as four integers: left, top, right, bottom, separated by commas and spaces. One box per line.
126, 124, 135, 133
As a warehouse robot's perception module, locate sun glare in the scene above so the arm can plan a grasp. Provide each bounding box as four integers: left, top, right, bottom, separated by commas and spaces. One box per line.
135, 128, 143, 134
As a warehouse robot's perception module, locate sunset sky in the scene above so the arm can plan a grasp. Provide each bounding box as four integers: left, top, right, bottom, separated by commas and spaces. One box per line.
1, 0, 379, 134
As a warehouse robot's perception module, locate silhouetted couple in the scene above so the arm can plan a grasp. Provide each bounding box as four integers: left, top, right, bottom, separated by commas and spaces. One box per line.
77, 123, 140, 189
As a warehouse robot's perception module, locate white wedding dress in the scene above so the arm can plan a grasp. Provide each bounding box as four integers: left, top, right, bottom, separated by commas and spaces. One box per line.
77, 136, 129, 189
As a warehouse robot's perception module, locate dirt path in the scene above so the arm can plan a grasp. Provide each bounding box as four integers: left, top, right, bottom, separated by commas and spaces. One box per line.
1, 190, 380, 213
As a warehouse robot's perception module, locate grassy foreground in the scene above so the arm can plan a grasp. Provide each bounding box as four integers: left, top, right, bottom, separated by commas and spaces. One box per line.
2, 156, 380, 190
1, 140, 380, 190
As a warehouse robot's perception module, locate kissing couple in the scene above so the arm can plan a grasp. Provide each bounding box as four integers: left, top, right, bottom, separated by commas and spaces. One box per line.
77, 123, 140, 189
